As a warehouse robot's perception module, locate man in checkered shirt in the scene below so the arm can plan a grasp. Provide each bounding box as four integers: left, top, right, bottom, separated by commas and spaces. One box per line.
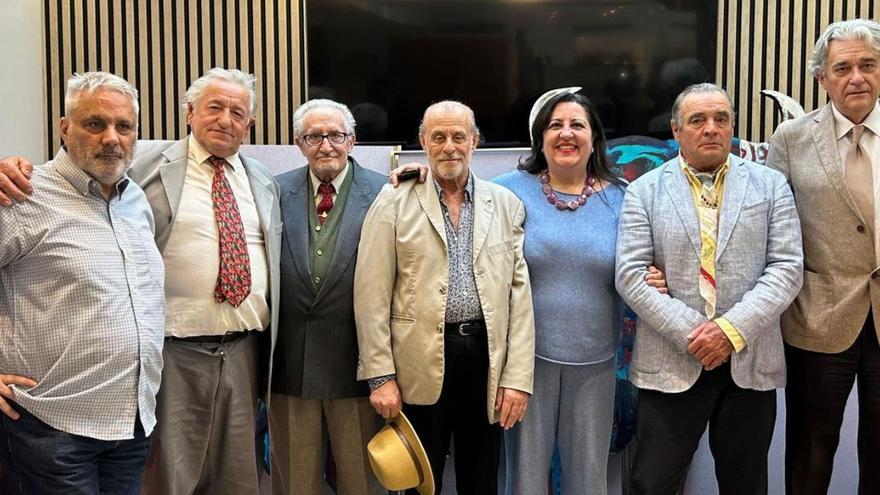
0, 72, 165, 494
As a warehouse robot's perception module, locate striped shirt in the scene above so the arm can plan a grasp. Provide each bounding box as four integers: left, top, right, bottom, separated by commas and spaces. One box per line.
0, 148, 165, 441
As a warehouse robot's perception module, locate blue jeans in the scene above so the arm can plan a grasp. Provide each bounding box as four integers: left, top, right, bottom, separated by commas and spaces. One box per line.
0, 403, 150, 495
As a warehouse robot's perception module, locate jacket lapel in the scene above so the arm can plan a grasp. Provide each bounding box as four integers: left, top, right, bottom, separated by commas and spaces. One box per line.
716, 156, 749, 257
663, 162, 702, 257
812, 104, 867, 224
415, 171, 448, 247
281, 167, 317, 296
158, 138, 189, 222
471, 178, 495, 261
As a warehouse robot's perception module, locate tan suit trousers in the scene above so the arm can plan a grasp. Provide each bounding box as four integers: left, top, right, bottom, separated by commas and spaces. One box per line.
269, 394, 383, 495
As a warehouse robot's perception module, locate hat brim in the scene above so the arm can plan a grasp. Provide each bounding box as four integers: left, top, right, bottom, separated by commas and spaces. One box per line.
393, 412, 435, 495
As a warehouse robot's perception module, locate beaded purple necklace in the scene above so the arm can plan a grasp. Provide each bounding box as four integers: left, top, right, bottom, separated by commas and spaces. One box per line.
539, 169, 596, 210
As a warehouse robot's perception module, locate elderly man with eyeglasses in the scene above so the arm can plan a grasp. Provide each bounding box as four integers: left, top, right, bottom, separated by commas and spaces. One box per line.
268, 99, 388, 495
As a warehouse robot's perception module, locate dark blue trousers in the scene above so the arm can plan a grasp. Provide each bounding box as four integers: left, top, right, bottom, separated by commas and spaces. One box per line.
0, 403, 150, 495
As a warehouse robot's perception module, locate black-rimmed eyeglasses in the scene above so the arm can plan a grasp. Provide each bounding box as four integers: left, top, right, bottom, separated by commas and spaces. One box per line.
301, 132, 350, 146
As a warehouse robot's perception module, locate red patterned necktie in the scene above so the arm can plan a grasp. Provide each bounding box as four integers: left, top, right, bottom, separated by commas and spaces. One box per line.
209, 156, 251, 308
316, 182, 335, 224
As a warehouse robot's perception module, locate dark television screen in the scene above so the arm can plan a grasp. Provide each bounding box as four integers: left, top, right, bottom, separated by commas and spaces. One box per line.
305, 0, 718, 146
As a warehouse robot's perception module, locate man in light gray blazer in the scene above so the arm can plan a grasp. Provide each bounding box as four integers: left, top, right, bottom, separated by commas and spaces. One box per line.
131, 68, 282, 495
765, 19, 880, 495
616, 83, 803, 494
268, 99, 386, 495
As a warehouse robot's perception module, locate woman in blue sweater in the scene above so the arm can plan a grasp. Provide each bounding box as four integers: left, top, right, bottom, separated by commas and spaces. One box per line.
494, 89, 638, 495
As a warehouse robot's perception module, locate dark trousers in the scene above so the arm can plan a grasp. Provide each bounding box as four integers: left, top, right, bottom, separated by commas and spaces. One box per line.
785, 312, 880, 495
0, 404, 150, 495
404, 328, 501, 495
631, 363, 776, 495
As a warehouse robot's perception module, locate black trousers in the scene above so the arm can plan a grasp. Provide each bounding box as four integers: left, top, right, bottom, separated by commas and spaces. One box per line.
631, 363, 776, 495
785, 312, 880, 495
403, 329, 501, 495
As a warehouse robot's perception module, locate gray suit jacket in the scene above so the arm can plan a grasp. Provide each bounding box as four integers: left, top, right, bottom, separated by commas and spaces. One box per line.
272, 159, 386, 398
767, 103, 880, 353
127, 138, 283, 397
615, 154, 803, 392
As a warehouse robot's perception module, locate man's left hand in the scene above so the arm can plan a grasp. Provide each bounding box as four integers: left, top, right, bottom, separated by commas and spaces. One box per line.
495, 387, 529, 430
687, 321, 733, 370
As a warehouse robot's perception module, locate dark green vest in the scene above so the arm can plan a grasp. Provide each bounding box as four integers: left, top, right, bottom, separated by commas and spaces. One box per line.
307, 166, 353, 289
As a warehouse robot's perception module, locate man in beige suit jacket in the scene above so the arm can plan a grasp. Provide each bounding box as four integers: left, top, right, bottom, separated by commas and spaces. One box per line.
765, 19, 880, 495
354, 101, 535, 494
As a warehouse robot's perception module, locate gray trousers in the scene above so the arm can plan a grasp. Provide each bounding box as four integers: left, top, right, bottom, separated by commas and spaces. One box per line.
143, 333, 262, 495
503, 356, 616, 495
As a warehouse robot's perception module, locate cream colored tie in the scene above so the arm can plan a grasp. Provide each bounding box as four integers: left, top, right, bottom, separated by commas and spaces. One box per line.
846, 125, 874, 235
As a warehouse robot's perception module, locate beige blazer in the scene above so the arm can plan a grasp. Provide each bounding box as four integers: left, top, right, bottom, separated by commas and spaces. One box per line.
353, 171, 535, 423
767, 103, 880, 353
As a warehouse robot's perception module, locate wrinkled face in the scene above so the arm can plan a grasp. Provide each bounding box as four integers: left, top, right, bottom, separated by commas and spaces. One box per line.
818, 38, 880, 124
542, 102, 593, 171
419, 109, 478, 182
672, 91, 733, 171
187, 79, 254, 157
60, 88, 138, 187
295, 108, 354, 182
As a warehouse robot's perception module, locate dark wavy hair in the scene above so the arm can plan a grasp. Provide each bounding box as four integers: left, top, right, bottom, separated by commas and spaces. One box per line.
519, 92, 624, 188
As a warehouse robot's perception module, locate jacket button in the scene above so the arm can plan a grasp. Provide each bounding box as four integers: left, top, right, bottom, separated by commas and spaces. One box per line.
437, 324, 443, 333
858, 225, 866, 233
439, 286, 447, 295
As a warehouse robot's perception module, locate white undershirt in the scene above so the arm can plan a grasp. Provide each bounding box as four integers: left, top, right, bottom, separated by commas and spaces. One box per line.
161, 135, 270, 337
831, 101, 880, 263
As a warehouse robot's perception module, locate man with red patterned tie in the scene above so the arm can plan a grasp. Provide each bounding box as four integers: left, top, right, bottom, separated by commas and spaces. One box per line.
124, 68, 282, 495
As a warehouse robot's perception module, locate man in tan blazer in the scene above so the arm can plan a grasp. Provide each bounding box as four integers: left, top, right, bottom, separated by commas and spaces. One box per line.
765, 19, 880, 495
354, 101, 535, 494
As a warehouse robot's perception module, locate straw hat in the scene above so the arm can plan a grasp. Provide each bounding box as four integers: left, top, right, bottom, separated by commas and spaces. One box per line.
367, 412, 434, 495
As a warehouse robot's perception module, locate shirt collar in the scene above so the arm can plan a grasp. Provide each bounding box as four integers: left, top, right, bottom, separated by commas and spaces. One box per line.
187, 134, 244, 172
433, 171, 474, 204
54, 147, 130, 198
678, 154, 730, 177
309, 158, 351, 198
831, 101, 880, 140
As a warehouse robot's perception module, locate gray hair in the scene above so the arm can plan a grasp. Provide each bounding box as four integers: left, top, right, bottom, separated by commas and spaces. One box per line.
292, 99, 357, 136
810, 19, 880, 78
65, 71, 139, 116
418, 101, 480, 136
182, 67, 257, 116
670, 83, 734, 127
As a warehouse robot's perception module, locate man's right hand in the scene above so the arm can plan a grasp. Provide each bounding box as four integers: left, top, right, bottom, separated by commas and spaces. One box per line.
0, 374, 37, 420
369, 379, 402, 419
0, 156, 35, 206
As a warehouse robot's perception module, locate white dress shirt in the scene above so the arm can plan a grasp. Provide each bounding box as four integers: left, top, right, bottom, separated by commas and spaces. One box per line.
162, 135, 270, 337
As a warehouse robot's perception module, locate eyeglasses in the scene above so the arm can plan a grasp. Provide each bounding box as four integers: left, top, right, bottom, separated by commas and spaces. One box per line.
301, 132, 350, 146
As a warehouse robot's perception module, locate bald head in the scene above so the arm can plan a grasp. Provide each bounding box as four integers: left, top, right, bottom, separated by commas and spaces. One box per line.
417, 101, 480, 185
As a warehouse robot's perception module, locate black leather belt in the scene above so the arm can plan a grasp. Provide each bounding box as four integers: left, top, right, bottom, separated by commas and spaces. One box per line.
166, 330, 253, 344
445, 320, 486, 337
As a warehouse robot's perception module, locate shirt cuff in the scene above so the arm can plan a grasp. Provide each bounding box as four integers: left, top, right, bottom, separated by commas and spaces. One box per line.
368, 374, 396, 391
715, 317, 746, 353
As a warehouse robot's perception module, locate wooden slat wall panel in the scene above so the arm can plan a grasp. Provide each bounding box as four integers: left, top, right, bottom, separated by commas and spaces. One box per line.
718, 0, 878, 142
43, 0, 303, 157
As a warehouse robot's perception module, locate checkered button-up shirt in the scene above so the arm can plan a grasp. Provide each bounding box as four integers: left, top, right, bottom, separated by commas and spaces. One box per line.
0, 149, 165, 441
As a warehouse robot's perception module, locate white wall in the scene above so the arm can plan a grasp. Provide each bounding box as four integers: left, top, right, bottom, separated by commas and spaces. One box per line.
0, 1, 45, 162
